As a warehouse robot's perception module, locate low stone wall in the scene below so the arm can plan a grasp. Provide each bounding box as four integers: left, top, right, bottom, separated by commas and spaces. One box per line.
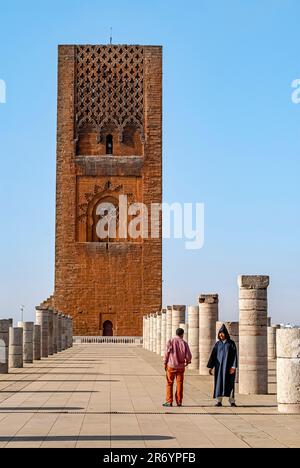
73, 336, 143, 346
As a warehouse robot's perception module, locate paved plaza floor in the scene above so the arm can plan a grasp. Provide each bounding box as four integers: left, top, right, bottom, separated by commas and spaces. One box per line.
0, 344, 299, 448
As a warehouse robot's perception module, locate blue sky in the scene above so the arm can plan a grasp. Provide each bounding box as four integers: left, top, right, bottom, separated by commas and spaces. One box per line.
0, 0, 299, 325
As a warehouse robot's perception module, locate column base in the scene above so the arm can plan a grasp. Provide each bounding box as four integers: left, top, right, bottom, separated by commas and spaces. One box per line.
278, 403, 300, 414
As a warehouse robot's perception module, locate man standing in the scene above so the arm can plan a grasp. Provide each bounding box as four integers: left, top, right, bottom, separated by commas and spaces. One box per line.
207, 324, 238, 407
163, 328, 192, 407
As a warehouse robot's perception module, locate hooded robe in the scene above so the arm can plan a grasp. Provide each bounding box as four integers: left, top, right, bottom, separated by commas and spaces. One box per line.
207, 324, 238, 398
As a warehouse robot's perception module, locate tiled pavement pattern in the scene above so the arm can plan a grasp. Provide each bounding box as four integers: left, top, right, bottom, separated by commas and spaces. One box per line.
0, 345, 299, 448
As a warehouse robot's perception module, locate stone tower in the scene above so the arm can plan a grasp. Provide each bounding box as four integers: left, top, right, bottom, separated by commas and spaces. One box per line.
54, 44, 162, 336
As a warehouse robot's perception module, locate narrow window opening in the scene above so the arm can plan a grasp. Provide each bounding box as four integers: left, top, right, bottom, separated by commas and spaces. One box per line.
106, 134, 113, 155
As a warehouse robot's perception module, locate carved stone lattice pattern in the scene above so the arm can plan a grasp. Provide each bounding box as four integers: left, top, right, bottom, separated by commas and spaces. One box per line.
75, 45, 144, 142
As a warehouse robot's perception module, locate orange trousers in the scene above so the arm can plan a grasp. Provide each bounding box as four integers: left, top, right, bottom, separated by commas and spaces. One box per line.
166, 366, 185, 405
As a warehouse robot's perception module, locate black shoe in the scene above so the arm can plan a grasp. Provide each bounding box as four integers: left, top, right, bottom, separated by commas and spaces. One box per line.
177, 403, 182, 407
231, 402, 237, 407
162, 402, 173, 407
215, 402, 222, 407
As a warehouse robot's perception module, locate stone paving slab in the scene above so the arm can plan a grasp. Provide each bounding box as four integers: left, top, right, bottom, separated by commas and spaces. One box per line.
0, 344, 299, 448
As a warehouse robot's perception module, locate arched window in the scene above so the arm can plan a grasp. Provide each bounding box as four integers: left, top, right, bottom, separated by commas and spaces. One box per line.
106, 134, 113, 155
89, 196, 119, 242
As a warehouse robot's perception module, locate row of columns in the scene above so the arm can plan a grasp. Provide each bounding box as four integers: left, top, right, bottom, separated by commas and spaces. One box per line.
0, 309, 73, 372
142, 275, 300, 413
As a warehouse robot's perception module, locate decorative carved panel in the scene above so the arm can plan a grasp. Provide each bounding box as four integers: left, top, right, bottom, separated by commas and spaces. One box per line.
75, 45, 144, 142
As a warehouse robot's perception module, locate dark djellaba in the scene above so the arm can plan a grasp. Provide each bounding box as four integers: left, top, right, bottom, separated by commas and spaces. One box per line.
207, 324, 238, 407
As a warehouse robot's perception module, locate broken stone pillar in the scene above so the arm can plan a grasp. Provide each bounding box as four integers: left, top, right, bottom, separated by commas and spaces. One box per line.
53, 311, 58, 354
0, 319, 9, 374
18, 322, 34, 364
267, 317, 272, 327
70, 316, 73, 347
146, 315, 150, 350
143, 316, 147, 350
33, 324, 41, 361
180, 323, 188, 343
149, 314, 153, 352
36, 307, 49, 358
68, 316, 71, 348
48, 309, 54, 356
199, 294, 219, 375
61, 315, 67, 351
60, 315, 65, 351
145, 316, 148, 349
8, 319, 13, 328
238, 275, 269, 395
152, 313, 157, 353
160, 309, 167, 357
57, 313, 62, 352
65, 316, 69, 348
268, 324, 280, 360
156, 312, 162, 355
216, 321, 239, 382
277, 328, 300, 414
67, 316, 72, 348
166, 306, 172, 342
187, 305, 199, 371
171, 305, 186, 339
9, 327, 23, 368
143, 315, 146, 349
66, 315, 73, 348
64, 315, 68, 350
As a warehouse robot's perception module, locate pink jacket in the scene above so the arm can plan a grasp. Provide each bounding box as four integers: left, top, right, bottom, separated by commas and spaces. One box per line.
164, 336, 192, 370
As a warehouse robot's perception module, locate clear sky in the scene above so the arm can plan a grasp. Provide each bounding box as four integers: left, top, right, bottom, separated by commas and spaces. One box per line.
0, 0, 299, 326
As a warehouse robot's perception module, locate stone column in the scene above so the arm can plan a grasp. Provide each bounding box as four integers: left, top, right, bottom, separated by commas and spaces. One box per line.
143, 316, 147, 349
160, 309, 167, 357
268, 324, 280, 360
60, 315, 64, 351
199, 294, 219, 375
62, 315, 67, 351
166, 306, 172, 342
8, 319, 13, 328
142, 316, 146, 348
18, 322, 34, 364
238, 275, 269, 395
64, 315, 68, 350
67, 316, 72, 348
70, 316, 73, 347
152, 314, 157, 354
67, 315, 73, 348
0, 320, 9, 374
53, 311, 58, 354
9, 327, 23, 368
171, 305, 186, 338
48, 309, 54, 355
65, 316, 69, 348
277, 328, 300, 414
187, 306, 199, 371
148, 314, 153, 352
36, 307, 49, 358
180, 323, 188, 341
33, 325, 41, 361
57, 313, 62, 352
216, 321, 239, 382
156, 312, 162, 355
145, 315, 150, 350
